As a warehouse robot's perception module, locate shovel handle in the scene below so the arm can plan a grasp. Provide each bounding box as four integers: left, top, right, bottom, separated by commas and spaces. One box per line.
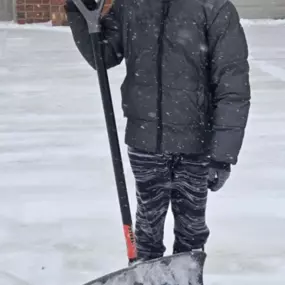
70, 0, 137, 263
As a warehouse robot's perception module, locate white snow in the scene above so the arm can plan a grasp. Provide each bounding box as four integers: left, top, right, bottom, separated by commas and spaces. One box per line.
241, 19, 285, 26
0, 22, 69, 33
0, 22, 285, 285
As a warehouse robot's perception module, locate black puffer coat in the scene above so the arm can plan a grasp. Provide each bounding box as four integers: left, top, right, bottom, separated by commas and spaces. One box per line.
65, 0, 251, 165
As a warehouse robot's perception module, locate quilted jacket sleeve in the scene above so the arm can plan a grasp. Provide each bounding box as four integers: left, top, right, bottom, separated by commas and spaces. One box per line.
207, 1, 251, 165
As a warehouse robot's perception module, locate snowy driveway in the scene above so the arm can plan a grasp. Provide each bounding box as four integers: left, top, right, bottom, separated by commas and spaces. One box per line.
0, 21, 285, 285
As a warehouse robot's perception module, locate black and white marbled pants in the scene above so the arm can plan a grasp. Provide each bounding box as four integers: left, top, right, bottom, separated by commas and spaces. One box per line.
128, 148, 210, 260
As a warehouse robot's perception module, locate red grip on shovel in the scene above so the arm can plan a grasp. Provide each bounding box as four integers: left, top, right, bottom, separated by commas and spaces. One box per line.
124, 225, 137, 260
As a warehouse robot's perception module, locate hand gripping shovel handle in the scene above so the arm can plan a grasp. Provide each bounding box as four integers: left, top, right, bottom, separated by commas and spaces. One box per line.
71, 0, 137, 263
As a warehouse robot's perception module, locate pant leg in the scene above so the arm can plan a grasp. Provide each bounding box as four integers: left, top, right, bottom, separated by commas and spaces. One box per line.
128, 148, 172, 260
171, 155, 210, 253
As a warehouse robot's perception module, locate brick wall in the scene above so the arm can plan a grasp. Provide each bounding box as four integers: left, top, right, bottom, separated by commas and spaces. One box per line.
16, 0, 113, 26
16, 0, 67, 25
51, 0, 67, 26
16, 0, 52, 24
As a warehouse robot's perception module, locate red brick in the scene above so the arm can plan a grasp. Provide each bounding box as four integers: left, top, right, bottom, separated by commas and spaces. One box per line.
25, 4, 34, 11
26, 0, 40, 3
51, 6, 60, 12
43, 11, 50, 17
51, 0, 65, 5
102, 4, 112, 16
17, 12, 26, 19
27, 11, 45, 18
17, 19, 26, 24
16, 5, 25, 12
51, 9, 67, 26
16, 0, 69, 26
102, 0, 113, 16
34, 4, 50, 11
59, 5, 66, 12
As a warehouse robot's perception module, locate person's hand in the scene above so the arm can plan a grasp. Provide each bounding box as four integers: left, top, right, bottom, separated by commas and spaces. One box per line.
65, 0, 97, 13
208, 161, 231, 192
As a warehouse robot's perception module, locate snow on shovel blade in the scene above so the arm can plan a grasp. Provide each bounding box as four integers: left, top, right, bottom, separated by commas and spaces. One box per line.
84, 251, 206, 285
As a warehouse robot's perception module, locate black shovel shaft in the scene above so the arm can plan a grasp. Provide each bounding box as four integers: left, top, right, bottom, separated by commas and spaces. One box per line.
90, 33, 137, 262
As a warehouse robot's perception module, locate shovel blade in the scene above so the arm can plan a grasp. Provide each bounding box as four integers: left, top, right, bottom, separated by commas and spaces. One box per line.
84, 251, 206, 285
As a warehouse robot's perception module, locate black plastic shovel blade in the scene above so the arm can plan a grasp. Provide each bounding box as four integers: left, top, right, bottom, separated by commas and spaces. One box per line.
84, 251, 206, 285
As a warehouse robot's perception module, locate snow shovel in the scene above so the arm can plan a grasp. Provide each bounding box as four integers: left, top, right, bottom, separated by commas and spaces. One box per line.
70, 1, 207, 284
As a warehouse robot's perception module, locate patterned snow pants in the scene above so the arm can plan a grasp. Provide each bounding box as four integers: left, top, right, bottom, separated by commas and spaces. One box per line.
128, 147, 210, 260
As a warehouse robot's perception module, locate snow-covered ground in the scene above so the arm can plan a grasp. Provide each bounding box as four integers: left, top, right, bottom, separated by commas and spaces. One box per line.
0, 21, 285, 285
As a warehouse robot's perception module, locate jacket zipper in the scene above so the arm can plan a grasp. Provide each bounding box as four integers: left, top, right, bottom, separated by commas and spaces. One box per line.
156, 0, 170, 153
